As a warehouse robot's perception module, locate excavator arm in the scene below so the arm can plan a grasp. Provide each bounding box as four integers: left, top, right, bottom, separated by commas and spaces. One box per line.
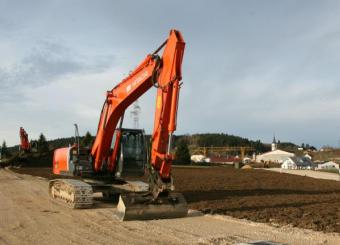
90, 30, 185, 195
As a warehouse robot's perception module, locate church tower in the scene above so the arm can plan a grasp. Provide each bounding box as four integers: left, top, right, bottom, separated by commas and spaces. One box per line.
271, 135, 277, 151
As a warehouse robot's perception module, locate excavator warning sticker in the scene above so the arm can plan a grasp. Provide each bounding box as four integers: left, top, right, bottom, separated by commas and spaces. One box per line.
126, 71, 149, 93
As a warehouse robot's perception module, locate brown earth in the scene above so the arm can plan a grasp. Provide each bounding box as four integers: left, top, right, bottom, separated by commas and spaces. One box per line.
11, 166, 340, 233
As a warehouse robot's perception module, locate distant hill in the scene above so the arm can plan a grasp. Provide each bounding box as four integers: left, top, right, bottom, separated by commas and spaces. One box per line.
7, 136, 86, 155
7, 133, 301, 155
173, 133, 271, 153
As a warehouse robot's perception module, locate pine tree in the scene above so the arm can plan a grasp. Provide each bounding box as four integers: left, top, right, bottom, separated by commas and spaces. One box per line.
1, 140, 10, 158
82, 131, 93, 147
174, 140, 191, 164
38, 133, 49, 152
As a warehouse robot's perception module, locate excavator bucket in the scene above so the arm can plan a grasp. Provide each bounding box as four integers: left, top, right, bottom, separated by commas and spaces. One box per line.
116, 192, 188, 221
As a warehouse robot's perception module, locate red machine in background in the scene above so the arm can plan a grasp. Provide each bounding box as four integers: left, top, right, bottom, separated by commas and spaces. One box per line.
49, 29, 187, 221
19, 127, 31, 152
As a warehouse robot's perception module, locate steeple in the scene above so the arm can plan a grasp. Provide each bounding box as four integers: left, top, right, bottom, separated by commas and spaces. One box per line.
271, 134, 277, 151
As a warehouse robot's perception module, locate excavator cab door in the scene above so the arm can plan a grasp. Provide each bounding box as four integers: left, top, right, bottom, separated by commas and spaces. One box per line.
115, 128, 147, 177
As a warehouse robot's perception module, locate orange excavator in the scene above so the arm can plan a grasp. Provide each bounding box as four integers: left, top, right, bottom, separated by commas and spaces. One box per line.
19, 127, 38, 153
19, 127, 31, 152
49, 29, 187, 220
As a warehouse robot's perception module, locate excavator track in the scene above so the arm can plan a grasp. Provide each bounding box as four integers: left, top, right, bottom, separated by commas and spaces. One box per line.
49, 179, 93, 208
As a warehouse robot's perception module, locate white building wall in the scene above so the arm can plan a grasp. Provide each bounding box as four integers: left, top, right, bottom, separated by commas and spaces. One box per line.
191, 155, 206, 163
281, 159, 297, 169
318, 161, 339, 170
256, 150, 294, 163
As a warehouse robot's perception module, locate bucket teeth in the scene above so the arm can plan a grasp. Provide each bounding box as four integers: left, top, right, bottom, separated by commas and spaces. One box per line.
116, 192, 188, 221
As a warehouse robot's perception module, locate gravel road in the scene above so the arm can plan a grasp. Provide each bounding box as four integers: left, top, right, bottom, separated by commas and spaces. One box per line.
1, 168, 340, 245
265, 168, 340, 181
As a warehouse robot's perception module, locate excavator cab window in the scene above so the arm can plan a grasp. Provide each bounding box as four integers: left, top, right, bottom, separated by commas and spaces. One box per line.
119, 129, 146, 176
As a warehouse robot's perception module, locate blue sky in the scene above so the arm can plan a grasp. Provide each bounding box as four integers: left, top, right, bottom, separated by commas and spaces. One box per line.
1, 0, 340, 148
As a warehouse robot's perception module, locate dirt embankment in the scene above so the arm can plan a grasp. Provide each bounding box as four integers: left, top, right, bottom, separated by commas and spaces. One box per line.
12, 166, 340, 233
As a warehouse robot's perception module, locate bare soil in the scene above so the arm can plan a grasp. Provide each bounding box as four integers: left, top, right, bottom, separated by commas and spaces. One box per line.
11, 166, 340, 233
174, 167, 340, 233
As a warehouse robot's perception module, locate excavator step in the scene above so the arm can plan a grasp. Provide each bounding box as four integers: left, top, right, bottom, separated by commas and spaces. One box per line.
115, 192, 188, 221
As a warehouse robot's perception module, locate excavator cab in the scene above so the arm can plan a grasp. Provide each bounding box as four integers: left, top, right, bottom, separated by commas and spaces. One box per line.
113, 128, 147, 178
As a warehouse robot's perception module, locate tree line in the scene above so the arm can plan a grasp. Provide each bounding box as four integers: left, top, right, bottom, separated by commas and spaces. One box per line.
2, 131, 305, 165
1, 133, 51, 159
173, 133, 271, 152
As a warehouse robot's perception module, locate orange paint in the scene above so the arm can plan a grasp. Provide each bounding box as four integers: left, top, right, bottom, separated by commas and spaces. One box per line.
53, 147, 70, 175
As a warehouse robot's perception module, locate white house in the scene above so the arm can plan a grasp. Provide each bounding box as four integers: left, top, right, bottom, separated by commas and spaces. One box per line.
242, 157, 252, 164
281, 157, 297, 169
304, 154, 312, 160
318, 161, 339, 170
256, 149, 294, 163
191, 154, 211, 163
282, 156, 314, 170
191, 155, 206, 163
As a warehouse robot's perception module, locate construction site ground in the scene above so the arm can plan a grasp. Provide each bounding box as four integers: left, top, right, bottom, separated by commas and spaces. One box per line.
2, 166, 340, 244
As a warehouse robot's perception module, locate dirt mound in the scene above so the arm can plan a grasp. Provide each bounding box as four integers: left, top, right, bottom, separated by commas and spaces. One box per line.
241, 164, 252, 169
9, 151, 53, 168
